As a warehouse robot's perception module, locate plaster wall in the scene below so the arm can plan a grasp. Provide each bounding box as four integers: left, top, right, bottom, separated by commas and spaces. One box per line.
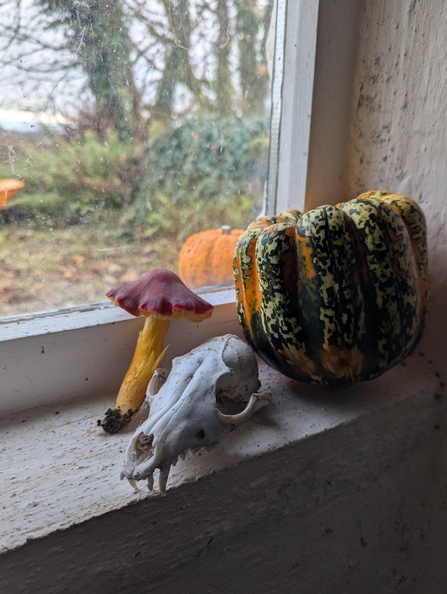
346, 0, 447, 361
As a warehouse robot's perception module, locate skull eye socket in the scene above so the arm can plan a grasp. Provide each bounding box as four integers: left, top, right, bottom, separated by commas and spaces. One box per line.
196, 429, 206, 441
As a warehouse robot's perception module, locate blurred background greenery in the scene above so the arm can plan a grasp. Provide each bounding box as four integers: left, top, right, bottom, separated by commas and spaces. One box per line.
0, 0, 274, 315
0, 116, 269, 237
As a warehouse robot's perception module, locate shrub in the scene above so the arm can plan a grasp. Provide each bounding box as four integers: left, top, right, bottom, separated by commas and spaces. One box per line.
0, 116, 269, 237
123, 115, 269, 239
0, 130, 142, 226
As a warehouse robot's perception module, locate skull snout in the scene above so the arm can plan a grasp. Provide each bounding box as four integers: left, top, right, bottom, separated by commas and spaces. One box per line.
120, 335, 272, 495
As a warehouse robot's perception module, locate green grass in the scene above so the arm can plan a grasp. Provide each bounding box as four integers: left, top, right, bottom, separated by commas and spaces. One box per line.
0, 213, 181, 317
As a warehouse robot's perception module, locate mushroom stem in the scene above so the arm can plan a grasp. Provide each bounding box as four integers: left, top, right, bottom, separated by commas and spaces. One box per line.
98, 316, 170, 433
100, 269, 213, 433
121, 316, 170, 400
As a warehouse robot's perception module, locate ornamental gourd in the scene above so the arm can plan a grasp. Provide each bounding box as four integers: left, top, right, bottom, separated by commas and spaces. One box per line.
233, 191, 430, 385
178, 226, 244, 289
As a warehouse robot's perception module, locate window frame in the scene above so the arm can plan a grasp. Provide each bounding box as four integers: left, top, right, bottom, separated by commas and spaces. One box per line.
0, 0, 363, 413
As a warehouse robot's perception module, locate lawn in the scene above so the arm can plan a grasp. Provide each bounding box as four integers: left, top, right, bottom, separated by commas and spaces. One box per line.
0, 219, 180, 318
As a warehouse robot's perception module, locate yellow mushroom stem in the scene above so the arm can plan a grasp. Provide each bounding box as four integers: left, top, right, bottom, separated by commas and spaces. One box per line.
117, 315, 170, 411
99, 315, 170, 433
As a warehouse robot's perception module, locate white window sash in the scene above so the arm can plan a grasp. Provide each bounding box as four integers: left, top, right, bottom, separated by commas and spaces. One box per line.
277, 0, 363, 214
0, 0, 362, 412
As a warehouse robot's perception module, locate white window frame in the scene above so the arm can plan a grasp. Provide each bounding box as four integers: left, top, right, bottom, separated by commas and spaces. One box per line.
0, 0, 363, 413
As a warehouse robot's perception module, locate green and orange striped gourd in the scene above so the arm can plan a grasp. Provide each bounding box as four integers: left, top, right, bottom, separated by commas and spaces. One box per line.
233, 191, 430, 385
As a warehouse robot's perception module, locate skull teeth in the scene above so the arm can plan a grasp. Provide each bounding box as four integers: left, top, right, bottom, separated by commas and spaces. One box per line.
127, 478, 139, 490
158, 466, 171, 496
121, 336, 271, 497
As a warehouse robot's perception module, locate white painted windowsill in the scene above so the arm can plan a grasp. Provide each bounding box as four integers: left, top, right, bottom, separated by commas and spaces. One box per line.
1, 352, 443, 562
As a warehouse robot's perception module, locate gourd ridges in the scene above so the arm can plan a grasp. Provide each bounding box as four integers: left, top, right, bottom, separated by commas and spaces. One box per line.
233, 193, 429, 385
295, 206, 367, 382
339, 199, 419, 372
358, 191, 430, 350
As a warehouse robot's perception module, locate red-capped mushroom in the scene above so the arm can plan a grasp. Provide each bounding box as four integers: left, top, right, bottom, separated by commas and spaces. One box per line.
98, 269, 214, 433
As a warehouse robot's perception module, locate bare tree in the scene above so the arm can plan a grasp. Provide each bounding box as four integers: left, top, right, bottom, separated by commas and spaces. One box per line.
33, 0, 142, 140
0, 0, 273, 137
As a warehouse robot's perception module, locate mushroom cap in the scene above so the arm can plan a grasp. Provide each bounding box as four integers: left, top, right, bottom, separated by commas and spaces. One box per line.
106, 268, 214, 322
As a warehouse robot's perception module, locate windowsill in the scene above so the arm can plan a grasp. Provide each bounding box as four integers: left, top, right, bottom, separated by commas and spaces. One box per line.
1, 289, 240, 415
1, 353, 443, 556
0, 287, 236, 341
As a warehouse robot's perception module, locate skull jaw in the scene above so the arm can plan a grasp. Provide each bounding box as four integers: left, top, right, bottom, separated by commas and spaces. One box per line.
121, 335, 272, 495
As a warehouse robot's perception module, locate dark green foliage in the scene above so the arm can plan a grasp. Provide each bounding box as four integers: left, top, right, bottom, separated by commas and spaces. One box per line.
0, 130, 141, 226
1, 116, 269, 237
125, 116, 269, 239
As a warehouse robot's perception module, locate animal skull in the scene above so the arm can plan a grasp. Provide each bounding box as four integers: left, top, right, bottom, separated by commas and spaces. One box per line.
121, 334, 272, 495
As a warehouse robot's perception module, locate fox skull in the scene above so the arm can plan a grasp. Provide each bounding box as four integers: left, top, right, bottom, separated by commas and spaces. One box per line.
121, 334, 271, 495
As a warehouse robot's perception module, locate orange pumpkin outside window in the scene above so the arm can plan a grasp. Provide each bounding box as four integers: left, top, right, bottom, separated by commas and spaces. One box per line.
0, 179, 25, 209
178, 226, 244, 289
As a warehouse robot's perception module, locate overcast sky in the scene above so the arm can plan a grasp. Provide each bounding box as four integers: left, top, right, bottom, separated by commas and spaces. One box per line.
0, 0, 273, 119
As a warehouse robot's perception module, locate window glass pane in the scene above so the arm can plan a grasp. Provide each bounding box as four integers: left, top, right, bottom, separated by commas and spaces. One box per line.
0, 0, 278, 318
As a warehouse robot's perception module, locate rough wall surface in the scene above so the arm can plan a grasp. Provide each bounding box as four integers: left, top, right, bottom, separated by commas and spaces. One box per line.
346, 0, 447, 360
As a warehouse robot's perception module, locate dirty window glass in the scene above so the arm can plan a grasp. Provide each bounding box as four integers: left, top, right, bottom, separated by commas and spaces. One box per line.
0, 0, 278, 318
